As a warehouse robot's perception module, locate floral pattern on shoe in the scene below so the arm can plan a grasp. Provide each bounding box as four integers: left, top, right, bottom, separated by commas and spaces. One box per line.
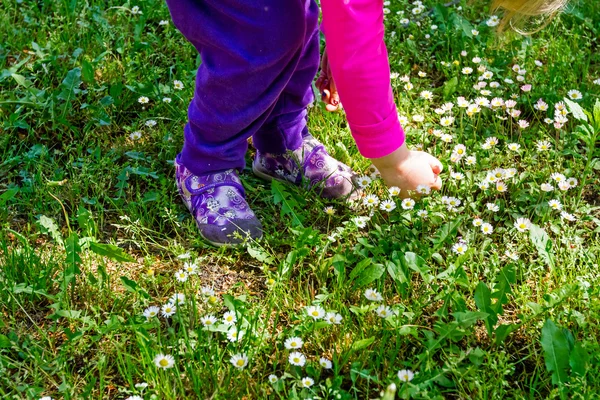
253, 136, 358, 199
175, 156, 262, 246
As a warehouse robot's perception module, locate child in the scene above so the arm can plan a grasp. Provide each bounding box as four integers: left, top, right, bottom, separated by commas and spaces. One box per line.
165, 0, 567, 246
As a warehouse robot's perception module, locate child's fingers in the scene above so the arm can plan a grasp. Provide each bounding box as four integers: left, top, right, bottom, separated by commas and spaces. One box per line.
324, 78, 339, 112
431, 174, 443, 190
428, 156, 443, 175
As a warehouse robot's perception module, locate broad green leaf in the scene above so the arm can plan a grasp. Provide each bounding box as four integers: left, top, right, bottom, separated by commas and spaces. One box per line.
453, 311, 489, 328
0, 187, 18, 206
491, 265, 515, 314
81, 59, 95, 84
349, 258, 372, 280
564, 98, 587, 122
120, 276, 150, 299
351, 337, 375, 352
57, 67, 82, 102
332, 254, 347, 283
0, 334, 11, 348
540, 319, 571, 385
11, 73, 30, 87
271, 180, 304, 227
353, 264, 385, 288
474, 282, 496, 335
65, 232, 82, 277
89, 242, 135, 263
593, 99, 600, 129
569, 342, 589, 376
431, 218, 462, 251
386, 260, 407, 284
55, 309, 82, 319
246, 244, 275, 265
403, 252, 428, 273
428, 321, 464, 351
468, 347, 485, 366
443, 77, 458, 100
38, 215, 63, 245
495, 323, 519, 345
529, 224, 554, 268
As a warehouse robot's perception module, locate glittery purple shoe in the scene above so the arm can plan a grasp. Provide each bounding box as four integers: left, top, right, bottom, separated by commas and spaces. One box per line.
252, 136, 358, 199
175, 156, 263, 247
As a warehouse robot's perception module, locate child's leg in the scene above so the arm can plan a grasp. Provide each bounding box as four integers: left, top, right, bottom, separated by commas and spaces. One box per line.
249, 0, 358, 199
166, 0, 313, 177
251, 0, 320, 155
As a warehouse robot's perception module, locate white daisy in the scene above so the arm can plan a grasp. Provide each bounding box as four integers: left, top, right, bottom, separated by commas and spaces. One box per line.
129, 131, 142, 140
223, 311, 237, 325
301, 377, 314, 388
284, 337, 304, 350
173, 80, 184, 90
376, 305, 393, 318
288, 352, 306, 366
161, 303, 176, 318
356, 175, 372, 188
452, 241, 468, 255
169, 293, 186, 305
363, 194, 380, 207
567, 90, 582, 100
548, 199, 562, 210
230, 353, 249, 369
364, 288, 384, 301
325, 312, 343, 325
153, 353, 175, 369
481, 223, 493, 235
397, 369, 415, 382
401, 198, 415, 210
174, 270, 188, 283
143, 306, 160, 319
305, 305, 326, 320
514, 218, 531, 232
200, 314, 218, 327
540, 183, 554, 192
380, 199, 396, 212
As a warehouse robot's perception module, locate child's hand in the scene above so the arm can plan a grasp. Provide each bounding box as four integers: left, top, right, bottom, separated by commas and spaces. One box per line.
316, 49, 340, 112
370, 144, 443, 197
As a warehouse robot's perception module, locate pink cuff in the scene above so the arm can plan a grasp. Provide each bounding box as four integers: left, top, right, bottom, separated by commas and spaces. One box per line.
350, 109, 405, 159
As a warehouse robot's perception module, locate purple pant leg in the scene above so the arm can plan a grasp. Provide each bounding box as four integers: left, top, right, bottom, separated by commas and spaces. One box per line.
252, 0, 320, 154
165, 0, 319, 176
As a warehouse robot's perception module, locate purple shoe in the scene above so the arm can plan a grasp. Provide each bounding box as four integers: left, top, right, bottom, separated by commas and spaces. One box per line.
252, 136, 358, 199
175, 156, 263, 247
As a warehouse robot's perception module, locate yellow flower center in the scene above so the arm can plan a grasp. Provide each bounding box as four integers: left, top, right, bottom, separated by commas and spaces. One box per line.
159, 359, 169, 367
236, 359, 245, 366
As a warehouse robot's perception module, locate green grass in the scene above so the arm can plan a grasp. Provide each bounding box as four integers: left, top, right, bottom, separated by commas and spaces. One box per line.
1, 0, 600, 399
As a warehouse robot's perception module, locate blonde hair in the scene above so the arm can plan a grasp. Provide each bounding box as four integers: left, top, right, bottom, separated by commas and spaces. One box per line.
491, 0, 570, 34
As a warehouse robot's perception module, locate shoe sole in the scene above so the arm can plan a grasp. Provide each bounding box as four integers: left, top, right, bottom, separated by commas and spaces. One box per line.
252, 160, 280, 183
196, 223, 263, 248
253, 159, 361, 201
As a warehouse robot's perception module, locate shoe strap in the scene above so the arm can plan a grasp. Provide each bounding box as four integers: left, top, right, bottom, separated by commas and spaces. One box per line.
300, 143, 327, 173
184, 170, 246, 197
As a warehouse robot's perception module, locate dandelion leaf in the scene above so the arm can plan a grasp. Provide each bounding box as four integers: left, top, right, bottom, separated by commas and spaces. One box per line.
350, 337, 375, 352
541, 319, 571, 385
564, 98, 587, 122
89, 242, 135, 263
569, 342, 589, 377
529, 224, 555, 268
38, 215, 64, 245
271, 180, 304, 227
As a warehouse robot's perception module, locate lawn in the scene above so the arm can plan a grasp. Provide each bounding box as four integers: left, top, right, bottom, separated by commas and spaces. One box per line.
1, 0, 599, 399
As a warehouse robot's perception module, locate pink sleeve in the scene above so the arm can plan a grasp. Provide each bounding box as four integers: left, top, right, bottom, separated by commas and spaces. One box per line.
321, 0, 404, 159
